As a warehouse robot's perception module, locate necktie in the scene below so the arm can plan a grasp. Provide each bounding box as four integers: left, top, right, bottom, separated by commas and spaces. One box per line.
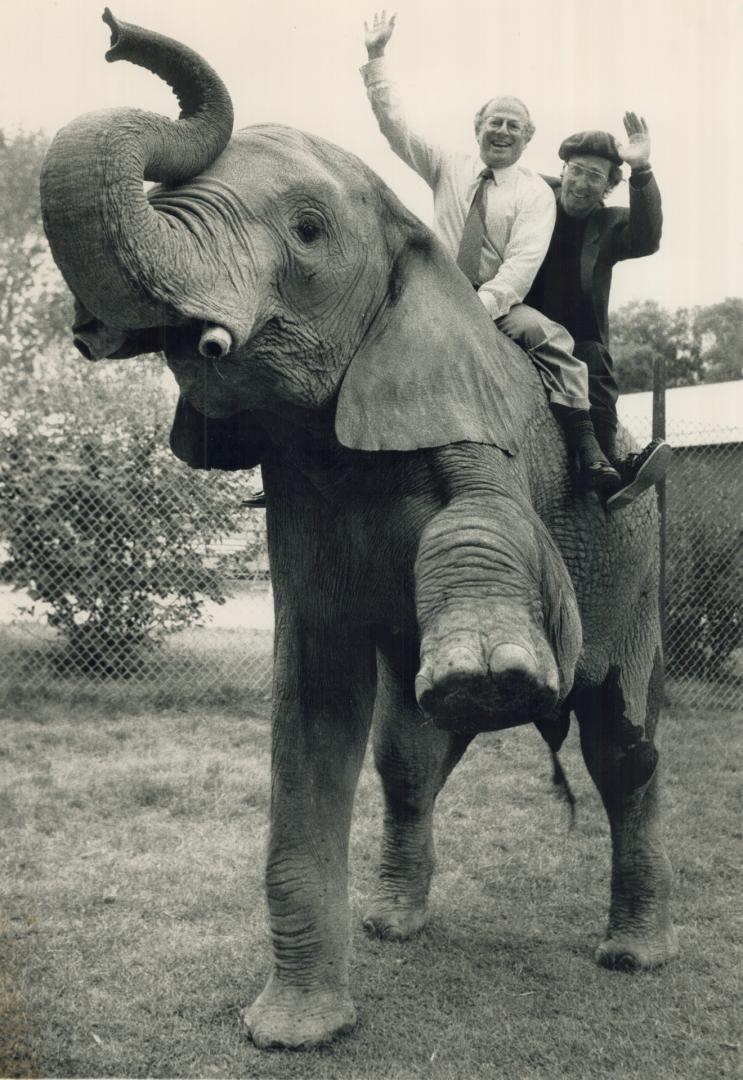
456, 168, 493, 286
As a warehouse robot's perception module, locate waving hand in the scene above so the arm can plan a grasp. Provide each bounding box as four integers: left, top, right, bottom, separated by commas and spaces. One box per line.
364, 11, 397, 59
617, 112, 651, 169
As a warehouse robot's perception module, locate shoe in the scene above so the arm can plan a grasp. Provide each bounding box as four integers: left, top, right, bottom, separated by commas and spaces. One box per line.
242, 490, 266, 509
583, 459, 622, 498
605, 439, 673, 512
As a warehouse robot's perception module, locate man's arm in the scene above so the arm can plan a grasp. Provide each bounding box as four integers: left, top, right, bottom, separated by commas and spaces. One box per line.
361, 12, 442, 188
612, 112, 662, 260
476, 181, 556, 320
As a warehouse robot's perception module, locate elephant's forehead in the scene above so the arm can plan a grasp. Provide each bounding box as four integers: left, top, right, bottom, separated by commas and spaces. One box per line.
211, 125, 370, 202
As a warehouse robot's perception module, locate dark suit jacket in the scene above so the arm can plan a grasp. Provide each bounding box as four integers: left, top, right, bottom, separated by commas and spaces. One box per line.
525, 171, 662, 347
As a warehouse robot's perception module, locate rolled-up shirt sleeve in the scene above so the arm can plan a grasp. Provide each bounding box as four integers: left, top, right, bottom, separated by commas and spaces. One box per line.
476, 182, 556, 320
360, 58, 441, 188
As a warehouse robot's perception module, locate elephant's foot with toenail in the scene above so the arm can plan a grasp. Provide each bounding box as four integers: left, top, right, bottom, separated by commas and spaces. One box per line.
416, 604, 561, 734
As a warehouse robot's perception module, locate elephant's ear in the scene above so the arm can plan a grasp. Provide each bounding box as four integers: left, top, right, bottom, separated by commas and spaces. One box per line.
335, 237, 529, 454
169, 396, 265, 470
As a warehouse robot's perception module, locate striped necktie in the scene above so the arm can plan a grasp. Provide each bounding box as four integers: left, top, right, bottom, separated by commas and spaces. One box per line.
456, 168, 494, 286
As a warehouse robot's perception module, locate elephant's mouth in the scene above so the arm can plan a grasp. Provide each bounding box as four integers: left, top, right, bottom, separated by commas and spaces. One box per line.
163, 319, 294, 418
79, 308, 336, 421
69, 317, 238, 417
158, 323, 239, 417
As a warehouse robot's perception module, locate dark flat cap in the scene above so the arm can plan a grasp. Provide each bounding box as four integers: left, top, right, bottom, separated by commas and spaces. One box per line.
558, 130, 623, 165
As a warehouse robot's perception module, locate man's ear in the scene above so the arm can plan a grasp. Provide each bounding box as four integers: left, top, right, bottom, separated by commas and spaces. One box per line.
170, 396, 265, 470
335, 236, 529, 454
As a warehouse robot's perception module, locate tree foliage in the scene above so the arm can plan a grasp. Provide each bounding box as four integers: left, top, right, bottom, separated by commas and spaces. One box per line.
610, 298, 743, 392
0, 129, 72, 374
693, 298, 743, 384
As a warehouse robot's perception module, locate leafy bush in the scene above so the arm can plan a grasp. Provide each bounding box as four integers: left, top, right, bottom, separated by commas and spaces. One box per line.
0, 355, 261, 673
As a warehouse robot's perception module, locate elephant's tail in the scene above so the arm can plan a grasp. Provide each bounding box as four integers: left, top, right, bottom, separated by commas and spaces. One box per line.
549, 749, 576, 828
534, 706, 576, 828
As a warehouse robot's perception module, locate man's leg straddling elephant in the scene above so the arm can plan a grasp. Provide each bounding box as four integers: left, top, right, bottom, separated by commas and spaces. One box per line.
496, 304, 622, 498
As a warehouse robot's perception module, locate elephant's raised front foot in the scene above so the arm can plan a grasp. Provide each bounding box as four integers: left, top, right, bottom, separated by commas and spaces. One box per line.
415, 604, 560, 734
596, 925, 679, 972
243, 973, 356, 1050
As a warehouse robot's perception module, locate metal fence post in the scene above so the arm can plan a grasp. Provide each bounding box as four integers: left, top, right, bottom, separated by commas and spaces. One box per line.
652, 355, 667, 656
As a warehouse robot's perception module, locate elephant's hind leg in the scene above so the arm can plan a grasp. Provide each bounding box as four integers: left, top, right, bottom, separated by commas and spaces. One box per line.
363, 631, 471, 940
575, 624, 678, 972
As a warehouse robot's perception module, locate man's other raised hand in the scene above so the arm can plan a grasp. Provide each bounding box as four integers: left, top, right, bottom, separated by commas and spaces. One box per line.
364, 11, 397, 59
618, 112, 651, 170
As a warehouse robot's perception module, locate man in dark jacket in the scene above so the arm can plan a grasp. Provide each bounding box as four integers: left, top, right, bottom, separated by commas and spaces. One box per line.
526, 116, 672, 510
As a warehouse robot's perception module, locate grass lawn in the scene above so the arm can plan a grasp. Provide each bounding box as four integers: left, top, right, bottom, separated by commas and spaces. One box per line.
1, 678, 741, 1079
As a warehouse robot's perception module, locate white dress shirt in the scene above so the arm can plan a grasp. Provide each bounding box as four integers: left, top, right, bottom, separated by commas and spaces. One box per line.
361, 58, 556, 320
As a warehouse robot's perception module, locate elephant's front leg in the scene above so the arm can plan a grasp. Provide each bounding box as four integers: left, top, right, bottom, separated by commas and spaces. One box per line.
363, 630, 472, 940
244, 620, 376, 1050
575, 627, 678, 971
414, 461, 581, 735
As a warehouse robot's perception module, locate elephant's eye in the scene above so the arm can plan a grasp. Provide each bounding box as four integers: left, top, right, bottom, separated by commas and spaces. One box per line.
294, 215, 325, 244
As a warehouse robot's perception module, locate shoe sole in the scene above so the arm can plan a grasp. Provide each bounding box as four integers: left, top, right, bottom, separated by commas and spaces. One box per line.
605, 443, 674, 511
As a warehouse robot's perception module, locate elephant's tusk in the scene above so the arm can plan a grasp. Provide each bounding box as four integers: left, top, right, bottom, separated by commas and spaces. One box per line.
198, 324, 233, 361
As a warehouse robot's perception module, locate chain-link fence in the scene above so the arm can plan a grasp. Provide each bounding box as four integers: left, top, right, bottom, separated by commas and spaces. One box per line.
0, 363, 274, 708
0, 449, 274, 705
1, 387, 741, 714
620, 387, 743, 713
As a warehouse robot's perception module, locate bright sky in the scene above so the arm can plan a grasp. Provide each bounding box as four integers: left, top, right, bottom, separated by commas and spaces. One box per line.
4, 0, 742, 312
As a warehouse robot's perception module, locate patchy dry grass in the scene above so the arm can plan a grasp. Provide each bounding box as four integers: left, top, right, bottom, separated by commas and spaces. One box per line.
0, 623, 274, 712
1, 680, 741, 1079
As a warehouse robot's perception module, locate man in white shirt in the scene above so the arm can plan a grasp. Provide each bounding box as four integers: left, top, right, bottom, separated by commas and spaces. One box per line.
361, 12, 623, 499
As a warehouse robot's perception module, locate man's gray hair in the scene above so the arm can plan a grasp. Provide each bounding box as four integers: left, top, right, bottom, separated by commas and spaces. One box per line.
473, 96, 535, 140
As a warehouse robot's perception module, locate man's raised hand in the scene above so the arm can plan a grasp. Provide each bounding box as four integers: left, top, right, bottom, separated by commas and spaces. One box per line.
618, 112, 651, 170
364, 11, 397, 59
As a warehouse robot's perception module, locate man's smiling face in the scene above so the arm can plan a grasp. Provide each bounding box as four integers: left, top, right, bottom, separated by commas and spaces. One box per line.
476, 97, 533, 169
559, 154, 612, 218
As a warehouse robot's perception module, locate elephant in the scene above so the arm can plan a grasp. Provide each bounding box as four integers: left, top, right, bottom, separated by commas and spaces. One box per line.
40, 9, 678, 1050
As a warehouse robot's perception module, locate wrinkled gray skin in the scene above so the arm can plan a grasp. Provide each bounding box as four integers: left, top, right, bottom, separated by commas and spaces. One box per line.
41, 11, 678, 1050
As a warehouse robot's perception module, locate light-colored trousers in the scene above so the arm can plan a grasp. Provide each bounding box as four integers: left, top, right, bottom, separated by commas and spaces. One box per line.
496, 304, 590, 412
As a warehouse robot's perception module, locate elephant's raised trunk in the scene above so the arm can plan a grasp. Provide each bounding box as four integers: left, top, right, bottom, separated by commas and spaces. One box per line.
40, 8, 234, 335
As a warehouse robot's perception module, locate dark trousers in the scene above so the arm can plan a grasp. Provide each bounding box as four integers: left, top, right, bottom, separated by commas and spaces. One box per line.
573, 340, 619, 454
